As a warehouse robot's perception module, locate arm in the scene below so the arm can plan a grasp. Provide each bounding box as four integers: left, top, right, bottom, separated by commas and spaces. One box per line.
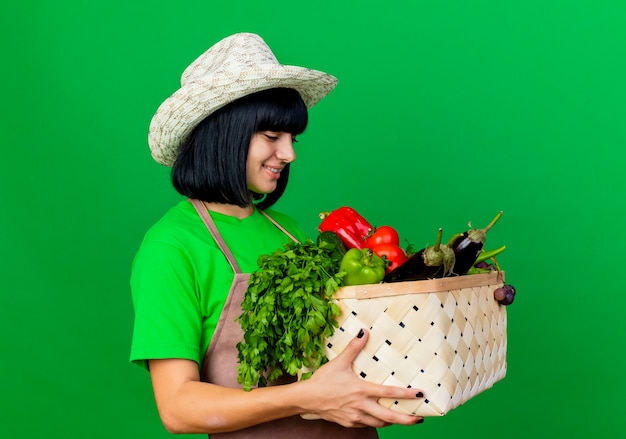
149, 329, 425, 434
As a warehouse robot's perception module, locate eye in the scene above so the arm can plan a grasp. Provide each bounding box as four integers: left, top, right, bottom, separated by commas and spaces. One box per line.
263, 132, 279, 141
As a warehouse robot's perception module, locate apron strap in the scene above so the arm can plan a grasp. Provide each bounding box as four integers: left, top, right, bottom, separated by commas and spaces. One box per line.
189, 199, 301, 274
189, 198, 243, 274
258, 210, 301, 244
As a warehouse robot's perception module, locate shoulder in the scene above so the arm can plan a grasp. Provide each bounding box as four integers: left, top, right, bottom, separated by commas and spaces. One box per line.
143, 200, 198, 241
137, 199, 215, 255
133, 199, 217, 268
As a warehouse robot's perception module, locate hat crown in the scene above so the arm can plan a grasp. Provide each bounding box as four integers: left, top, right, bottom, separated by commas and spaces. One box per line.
181, 33, 279, 86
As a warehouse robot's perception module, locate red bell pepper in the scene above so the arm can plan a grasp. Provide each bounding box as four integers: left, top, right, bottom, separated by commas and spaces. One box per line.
318, 207, 373, 250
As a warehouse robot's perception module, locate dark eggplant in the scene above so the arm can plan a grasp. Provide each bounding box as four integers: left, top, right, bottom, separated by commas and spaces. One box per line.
384, 228, 455, 282
449, 211, 503, 275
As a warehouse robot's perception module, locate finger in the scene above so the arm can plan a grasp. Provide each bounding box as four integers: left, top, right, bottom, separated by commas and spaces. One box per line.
361, 398, 425, 427
361, 382, 428, 423
334, 328, 368, 366
335, 411, 390, 429
367, 381, 427, 401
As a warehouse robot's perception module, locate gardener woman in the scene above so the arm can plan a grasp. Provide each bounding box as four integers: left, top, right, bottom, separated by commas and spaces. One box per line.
129, 33, 426, 438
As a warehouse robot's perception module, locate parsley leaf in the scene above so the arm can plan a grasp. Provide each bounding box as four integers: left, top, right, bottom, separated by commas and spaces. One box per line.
236, 238, 344, 391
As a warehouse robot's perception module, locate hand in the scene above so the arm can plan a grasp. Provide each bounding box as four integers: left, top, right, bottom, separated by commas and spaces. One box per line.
298, 328, 426, 428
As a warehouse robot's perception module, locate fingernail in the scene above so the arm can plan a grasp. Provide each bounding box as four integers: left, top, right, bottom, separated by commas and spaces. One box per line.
357, 329, 365, 339
416, 392, 424, 398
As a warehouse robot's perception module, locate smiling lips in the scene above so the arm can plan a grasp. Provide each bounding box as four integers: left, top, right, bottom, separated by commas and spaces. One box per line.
264, 165, 283, 178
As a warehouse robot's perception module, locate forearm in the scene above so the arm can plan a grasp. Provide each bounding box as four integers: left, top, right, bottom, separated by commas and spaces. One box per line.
149, 331, 425, 434
150, 360, 307, 434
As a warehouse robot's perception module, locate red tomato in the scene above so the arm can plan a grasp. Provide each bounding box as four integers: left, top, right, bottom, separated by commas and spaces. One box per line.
371, 243, 407, 274
365, 225, 400, 248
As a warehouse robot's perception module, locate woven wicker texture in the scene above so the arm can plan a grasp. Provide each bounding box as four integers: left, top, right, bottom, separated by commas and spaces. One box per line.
323, 272, 507, 417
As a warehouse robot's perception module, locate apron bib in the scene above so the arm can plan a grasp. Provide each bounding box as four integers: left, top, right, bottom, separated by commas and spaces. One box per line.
190, 199, 377, 438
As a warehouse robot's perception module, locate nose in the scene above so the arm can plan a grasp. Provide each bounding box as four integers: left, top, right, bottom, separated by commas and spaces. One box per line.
276, 135, 296, 163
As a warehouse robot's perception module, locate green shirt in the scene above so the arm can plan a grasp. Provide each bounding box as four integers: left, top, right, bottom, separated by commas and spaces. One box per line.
129, 199, 307, 371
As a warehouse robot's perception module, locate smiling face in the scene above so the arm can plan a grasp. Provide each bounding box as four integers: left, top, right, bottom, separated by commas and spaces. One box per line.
246, 130, 297, 195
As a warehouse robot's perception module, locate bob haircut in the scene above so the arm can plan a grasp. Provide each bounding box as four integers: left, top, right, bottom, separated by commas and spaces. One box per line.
171, 87, 308, 210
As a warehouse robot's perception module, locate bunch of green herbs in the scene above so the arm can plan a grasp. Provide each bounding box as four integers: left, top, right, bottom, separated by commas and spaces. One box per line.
236, 237, 344, 391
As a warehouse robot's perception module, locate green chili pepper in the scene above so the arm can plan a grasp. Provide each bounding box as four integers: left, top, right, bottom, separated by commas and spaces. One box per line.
466, 245, 507, 275
340, 248, 386, 286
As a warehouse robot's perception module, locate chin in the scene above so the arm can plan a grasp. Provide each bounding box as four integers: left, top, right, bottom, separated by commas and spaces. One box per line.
251, 185, 277, 194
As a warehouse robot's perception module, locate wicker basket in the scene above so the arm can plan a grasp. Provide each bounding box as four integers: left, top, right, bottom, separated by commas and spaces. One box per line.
311, 271, 507, 417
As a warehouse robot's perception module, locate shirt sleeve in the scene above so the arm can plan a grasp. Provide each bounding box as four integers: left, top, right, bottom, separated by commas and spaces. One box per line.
129, 241, 203, 371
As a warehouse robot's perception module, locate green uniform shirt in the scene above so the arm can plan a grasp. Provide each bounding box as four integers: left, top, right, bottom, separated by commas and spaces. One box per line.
129, 199, 307, 371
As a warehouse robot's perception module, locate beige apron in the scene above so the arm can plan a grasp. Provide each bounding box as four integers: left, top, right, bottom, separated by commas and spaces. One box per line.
191, 199, 378, 438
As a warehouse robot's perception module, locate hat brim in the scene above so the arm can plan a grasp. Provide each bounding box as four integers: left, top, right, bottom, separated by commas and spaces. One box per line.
148, 65, 337, 167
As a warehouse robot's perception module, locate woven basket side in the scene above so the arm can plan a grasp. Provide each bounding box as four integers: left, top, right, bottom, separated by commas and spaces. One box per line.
322, 278, 507, 417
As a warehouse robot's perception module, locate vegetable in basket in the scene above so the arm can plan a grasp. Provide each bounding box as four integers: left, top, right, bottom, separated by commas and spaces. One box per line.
318, 206, 373, 250
316, 230, 347, 262
384, 228, 455, 282
340, 248, 386, 286
365, 225, 408, 273
236, 238, 343, 391
466, 245, 506, 274
364, 225, 401, 248
371, 243, 408, 274
494, 284, 516, 305
449, 211, 503, 275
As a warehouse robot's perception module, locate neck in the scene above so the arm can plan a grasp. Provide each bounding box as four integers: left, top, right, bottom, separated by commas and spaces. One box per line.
202, 202, 255, 219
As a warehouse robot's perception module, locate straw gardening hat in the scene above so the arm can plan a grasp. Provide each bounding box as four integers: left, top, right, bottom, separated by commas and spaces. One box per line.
148, 32, 338, 166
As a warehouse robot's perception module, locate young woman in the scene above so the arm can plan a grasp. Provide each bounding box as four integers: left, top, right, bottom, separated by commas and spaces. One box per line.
130, 32, 426, 438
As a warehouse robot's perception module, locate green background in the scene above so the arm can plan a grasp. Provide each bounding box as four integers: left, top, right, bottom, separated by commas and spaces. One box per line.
2, 0, 625, 437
